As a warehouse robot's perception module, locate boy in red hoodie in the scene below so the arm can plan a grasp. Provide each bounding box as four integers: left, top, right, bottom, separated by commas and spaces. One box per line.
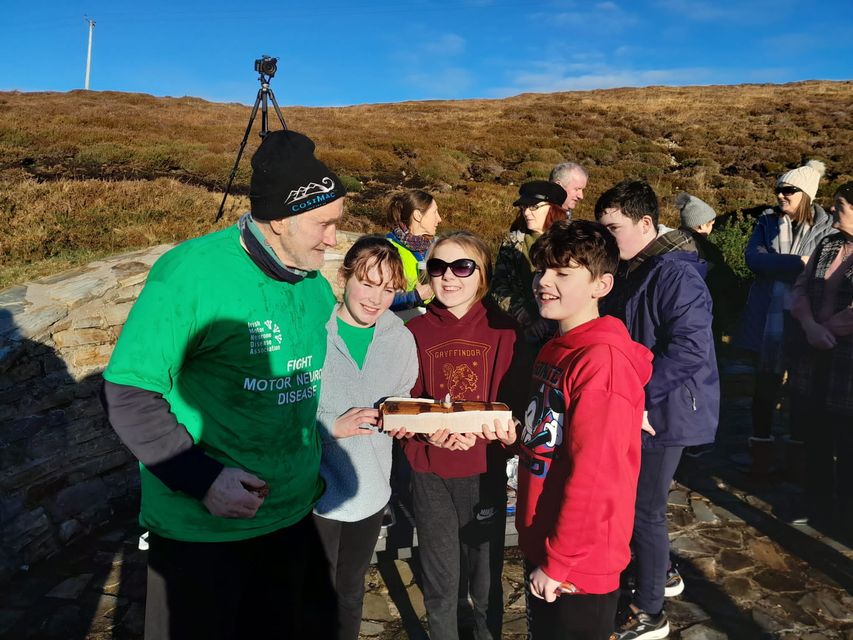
511, 220, 653, 640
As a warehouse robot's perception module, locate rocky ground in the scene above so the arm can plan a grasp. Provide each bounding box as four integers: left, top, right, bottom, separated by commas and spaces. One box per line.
1, 355, 851, 640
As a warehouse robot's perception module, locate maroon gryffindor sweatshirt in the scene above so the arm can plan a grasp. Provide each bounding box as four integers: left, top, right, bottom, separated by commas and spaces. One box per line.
401, 300, 520, 478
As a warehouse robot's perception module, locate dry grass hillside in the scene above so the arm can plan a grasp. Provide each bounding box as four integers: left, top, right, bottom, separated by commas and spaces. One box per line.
1, 81, 851, 289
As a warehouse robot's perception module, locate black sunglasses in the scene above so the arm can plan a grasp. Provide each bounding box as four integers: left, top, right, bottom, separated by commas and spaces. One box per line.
426, 258, 479, 278
776, 185, 801, 196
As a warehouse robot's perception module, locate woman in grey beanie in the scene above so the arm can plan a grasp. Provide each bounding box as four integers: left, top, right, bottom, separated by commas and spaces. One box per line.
735, 160, 836, 478
676, 193, 738, 345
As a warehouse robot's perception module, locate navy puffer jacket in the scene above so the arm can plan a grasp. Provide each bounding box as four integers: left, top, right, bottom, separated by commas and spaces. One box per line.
604, 251, 720, 448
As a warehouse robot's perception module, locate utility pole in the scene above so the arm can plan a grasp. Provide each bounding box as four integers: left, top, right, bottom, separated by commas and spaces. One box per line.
84, 17, 95, 90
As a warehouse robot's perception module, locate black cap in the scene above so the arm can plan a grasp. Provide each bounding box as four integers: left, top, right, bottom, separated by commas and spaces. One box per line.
249, 130, 346, 221
513, 180, 567, 208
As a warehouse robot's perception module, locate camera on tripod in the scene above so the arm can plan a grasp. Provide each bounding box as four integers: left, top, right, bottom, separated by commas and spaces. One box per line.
254, 55, 278, 77
216, 55, 288, 221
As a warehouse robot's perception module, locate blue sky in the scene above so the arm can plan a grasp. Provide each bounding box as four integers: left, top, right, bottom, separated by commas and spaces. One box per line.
1, 0, 850, 107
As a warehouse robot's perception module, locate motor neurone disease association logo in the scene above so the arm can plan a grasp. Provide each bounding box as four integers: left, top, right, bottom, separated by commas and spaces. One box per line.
248, 319, 282, 355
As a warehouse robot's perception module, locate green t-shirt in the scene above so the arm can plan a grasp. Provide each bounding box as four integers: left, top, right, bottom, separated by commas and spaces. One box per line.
104, 225, 335, 542
335, 316, 375, 369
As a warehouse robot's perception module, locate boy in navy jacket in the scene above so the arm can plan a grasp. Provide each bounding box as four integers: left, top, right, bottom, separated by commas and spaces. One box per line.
597, 180, 720, 640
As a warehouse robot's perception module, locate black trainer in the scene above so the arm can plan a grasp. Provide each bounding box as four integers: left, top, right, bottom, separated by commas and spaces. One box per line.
612, 606, 669, 639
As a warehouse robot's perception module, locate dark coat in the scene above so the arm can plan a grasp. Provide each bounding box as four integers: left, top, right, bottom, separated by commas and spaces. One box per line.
604, 251, 720, 448
736, 204, 835, 352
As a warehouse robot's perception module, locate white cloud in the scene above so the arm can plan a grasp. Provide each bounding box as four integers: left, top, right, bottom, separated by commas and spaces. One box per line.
423, 34, 466, 56
654, 0, 777, 23
490, 64, 715, 96
406, 67, 473, 97
548, 2, 638, 30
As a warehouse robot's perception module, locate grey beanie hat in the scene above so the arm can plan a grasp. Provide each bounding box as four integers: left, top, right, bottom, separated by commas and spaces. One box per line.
675, 193, 716, 229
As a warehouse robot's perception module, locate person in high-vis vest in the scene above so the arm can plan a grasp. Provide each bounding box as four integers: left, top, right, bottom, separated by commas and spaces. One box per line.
385, 190, 441, 319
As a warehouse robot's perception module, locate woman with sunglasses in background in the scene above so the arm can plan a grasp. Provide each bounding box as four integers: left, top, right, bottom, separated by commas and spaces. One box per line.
736, 160, 835, 479
385, 189, 442, 321
490, 181, 567, 344
400, 231, 525, 640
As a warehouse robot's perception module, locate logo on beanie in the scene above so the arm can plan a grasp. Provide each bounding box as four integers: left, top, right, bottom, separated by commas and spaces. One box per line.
284, 176, 336, 206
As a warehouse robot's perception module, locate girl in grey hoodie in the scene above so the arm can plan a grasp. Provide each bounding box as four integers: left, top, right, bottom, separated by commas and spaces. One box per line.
312, 235, 419, 640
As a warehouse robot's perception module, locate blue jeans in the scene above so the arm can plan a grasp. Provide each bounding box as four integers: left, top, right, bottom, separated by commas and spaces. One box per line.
632, 446, 684, 615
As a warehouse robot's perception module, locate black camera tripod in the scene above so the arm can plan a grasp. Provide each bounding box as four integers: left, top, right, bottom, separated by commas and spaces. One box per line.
215, 64, 288, 222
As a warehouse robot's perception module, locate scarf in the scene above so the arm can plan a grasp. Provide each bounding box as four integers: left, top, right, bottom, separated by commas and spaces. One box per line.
237, 212, 307, 284
759, 214, 811, 372
621, 227, 697, 276
390, 226, 433, 255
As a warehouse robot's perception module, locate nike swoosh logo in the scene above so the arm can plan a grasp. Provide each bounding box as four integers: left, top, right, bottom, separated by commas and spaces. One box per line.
475, 507, 496, 521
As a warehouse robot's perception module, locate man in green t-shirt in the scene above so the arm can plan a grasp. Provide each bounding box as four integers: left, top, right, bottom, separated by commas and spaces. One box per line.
103, 130, 346, 639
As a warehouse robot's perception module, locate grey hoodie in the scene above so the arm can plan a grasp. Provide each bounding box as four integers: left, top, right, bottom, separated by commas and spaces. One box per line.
313, 306, 418, 522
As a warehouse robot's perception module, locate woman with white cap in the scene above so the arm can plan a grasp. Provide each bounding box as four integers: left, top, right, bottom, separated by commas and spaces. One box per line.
736, 160, 836, 478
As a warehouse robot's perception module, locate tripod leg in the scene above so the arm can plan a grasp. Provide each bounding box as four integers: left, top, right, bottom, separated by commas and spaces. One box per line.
260, 90, 269, 138
215, 89, 263, 222
267, 88, 288, 131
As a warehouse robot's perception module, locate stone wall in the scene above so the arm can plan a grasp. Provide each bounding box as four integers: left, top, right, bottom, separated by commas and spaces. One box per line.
0, 246, 171, 584
0, 235, 354, 585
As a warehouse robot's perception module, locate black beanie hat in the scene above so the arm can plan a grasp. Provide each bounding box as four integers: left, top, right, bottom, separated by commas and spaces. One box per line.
249, 130, 346, 221
836, 182, 853, 204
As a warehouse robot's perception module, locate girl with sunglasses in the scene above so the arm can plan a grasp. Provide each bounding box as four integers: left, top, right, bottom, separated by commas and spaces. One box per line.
312, 236, 418, 640
736, 160, 835, 478
385, 189, 442, 320
401, 231, 524, 640
490, 180, 567, 344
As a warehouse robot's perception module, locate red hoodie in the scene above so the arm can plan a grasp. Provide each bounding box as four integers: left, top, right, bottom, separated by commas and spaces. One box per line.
402, 300, 520, 479
515, 315, 653, 594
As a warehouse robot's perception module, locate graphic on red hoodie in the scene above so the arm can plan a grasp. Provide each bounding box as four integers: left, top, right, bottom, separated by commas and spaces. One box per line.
520, 368, 566, 477
425, 340, 492, 399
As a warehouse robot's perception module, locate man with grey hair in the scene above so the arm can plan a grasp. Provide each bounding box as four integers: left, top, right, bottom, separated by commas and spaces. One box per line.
103, 130, 345, 639
550, 162, 588, 218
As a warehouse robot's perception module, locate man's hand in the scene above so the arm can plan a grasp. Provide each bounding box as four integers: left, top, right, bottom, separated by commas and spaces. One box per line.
641, 410, 656, 436
805, 323, 837, 350
528, 566, 561, 603
202, 467, 265, 518
478, 418, 518, 446
333, 407, 379, 438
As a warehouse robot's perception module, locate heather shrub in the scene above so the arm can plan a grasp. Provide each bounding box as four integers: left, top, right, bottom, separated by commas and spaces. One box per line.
339, 174, 363, 193
709, 211, 755, 282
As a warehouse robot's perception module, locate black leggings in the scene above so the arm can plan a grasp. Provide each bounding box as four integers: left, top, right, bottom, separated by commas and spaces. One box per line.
313, 509, 385, 640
